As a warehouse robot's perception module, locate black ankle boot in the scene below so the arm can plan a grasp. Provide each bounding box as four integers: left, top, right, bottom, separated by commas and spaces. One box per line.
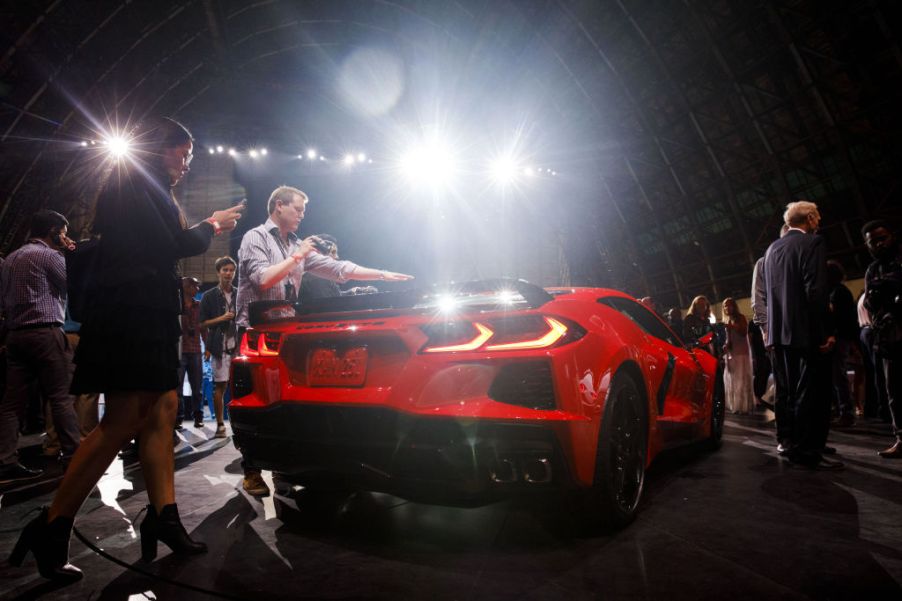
139, 503, 207, 562
8, 507, 83, 583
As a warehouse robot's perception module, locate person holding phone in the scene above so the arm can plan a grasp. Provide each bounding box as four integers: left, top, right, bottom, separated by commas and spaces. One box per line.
9, 117, 245, 582
0, 210, 83, 484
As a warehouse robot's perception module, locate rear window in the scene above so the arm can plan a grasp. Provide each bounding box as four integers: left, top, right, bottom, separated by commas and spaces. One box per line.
598, 296, 684, 348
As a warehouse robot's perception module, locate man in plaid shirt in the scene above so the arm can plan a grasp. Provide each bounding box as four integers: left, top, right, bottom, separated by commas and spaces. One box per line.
0, 210, 82, 483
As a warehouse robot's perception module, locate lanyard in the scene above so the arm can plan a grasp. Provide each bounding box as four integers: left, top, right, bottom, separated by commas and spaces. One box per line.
269, 229, 298, 301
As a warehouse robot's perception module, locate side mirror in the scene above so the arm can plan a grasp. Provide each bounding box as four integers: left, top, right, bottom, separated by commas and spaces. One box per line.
690, 331, 715, 351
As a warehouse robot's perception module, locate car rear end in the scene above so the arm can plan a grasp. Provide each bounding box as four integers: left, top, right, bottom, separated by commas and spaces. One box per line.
229, 280, 596, 504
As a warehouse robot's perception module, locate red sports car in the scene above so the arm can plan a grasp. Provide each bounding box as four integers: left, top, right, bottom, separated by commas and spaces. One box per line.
229, 280, 723, 529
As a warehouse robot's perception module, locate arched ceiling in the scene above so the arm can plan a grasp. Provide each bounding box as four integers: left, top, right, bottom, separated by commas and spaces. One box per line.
2, 0, 900, 308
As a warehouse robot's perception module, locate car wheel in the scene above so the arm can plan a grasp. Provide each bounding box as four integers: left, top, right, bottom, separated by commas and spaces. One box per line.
705, 363, 726, 451
585, 373, 648, 531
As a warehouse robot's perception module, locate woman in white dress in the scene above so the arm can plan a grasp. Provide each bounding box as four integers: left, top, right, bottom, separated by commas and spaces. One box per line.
722, 297, 756, 414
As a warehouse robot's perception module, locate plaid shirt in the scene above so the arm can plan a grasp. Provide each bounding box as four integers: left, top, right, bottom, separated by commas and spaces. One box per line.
0, 239, 66, 329
181, 299, 202, 354
236, 218, 356, 328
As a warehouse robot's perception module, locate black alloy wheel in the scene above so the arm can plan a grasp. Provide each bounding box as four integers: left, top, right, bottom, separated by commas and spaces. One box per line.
706, 363, 726, 451
585, 373, 648, 531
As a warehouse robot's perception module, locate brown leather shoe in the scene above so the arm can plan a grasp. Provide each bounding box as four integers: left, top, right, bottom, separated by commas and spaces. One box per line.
878, 441, 902, 458
242, 472, 270, 497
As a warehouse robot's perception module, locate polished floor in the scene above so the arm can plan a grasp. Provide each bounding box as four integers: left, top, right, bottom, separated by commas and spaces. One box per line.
2, 414, 902, 600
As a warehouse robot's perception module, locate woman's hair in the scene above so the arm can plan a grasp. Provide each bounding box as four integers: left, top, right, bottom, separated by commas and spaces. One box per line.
131, 117, 193, 167
688, 295, 710, 318
722, 297, 744, 324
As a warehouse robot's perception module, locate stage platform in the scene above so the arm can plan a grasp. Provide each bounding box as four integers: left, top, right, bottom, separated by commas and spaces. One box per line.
2, 415, 901, 600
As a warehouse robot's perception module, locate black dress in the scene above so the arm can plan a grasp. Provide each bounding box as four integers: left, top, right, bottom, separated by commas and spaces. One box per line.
71, 168, 214, 393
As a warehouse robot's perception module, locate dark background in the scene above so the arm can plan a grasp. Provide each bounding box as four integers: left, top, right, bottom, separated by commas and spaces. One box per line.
2, 0, 901, 308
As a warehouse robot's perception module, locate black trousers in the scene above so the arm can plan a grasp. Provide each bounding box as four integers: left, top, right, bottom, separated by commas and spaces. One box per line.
882, 352, 902, 442
772, 346, 831, 461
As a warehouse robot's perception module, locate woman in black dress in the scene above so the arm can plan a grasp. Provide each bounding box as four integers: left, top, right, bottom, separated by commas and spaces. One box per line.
10, 117, 244, 581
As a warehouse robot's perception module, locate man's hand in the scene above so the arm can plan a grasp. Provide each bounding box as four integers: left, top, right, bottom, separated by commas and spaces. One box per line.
291, 236, 321, 263
219, 310, 234, 323
819, 335, 836, 353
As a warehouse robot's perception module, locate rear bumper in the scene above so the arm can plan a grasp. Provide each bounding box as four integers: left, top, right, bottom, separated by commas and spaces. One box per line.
230, 404, 575, 504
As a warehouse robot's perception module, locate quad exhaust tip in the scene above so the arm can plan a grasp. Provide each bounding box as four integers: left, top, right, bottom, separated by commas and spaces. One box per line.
490, 457, 552, 484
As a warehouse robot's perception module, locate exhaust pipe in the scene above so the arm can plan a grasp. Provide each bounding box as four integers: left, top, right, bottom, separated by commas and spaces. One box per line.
523, 457, 552, 484
490, 458, 518, 483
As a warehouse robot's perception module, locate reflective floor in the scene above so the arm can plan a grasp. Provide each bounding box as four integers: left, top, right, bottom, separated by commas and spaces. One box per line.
2, 415, 902, 600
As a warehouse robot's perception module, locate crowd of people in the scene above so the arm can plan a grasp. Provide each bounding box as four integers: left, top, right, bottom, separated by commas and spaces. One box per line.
658, 201, 902, 470
0, 114, 899, 584
0, 117, 412, 582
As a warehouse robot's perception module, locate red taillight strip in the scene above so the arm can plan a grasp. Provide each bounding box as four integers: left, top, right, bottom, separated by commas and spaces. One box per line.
484, 317, 568, 351
424, 322, 494, 353
259, 337, 280, 356
239, 331, 258, 357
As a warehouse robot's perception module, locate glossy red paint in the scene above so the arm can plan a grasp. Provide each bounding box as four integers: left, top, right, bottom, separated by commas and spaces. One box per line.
229, 287, 720, 506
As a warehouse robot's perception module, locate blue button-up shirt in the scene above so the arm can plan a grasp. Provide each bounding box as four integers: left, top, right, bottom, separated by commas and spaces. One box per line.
236, 219, 356, 328
0, 239, 67, 329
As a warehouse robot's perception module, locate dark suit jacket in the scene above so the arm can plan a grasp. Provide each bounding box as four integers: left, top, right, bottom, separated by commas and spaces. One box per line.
763, 230, 828, 349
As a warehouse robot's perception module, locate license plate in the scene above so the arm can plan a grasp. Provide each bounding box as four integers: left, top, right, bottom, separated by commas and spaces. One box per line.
307, 346, 368, 387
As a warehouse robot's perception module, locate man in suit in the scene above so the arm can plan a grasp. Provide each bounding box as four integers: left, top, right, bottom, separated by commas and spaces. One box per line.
763, 201, 842, 469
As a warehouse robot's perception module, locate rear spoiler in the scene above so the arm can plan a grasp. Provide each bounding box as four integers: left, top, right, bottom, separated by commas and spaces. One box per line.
247, 278, 554, 328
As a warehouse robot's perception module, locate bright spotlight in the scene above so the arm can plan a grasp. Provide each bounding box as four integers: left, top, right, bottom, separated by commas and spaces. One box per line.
343, 154, 355, 165
260, 148, 268, 156
523, 167, 535, 177
105, 136, 130, 158
490, 157, 518, 185
400, 141, 457, 186
228, 148, 237, 156
249, 149, 259, 158
80, 141, 88, 147
306, 149, 317, 159
216, 145, 224, 153
319, 155, 325, 161
208, 148, 215, 155
497, 290, 516, 305
437, 296, 458, 313
357, 153, 366, 162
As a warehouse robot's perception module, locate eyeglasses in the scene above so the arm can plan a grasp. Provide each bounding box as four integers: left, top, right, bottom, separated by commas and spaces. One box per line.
183, 153, 194, 166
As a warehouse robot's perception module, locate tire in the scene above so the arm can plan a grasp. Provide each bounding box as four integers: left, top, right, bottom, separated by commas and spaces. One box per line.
584, 373, 648, 532
705, 362, 726, 451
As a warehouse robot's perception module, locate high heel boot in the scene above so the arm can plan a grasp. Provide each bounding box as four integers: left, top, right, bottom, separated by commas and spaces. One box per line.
139, 503, 207, 562
8, 507, 83, 583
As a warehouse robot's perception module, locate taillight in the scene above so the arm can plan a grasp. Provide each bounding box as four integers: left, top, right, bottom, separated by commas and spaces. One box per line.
423, 322, 493, 353
239, 330, 282, 357
485, 317, 568, 350
421, 315, 584, 353
261, 332, 282, 356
